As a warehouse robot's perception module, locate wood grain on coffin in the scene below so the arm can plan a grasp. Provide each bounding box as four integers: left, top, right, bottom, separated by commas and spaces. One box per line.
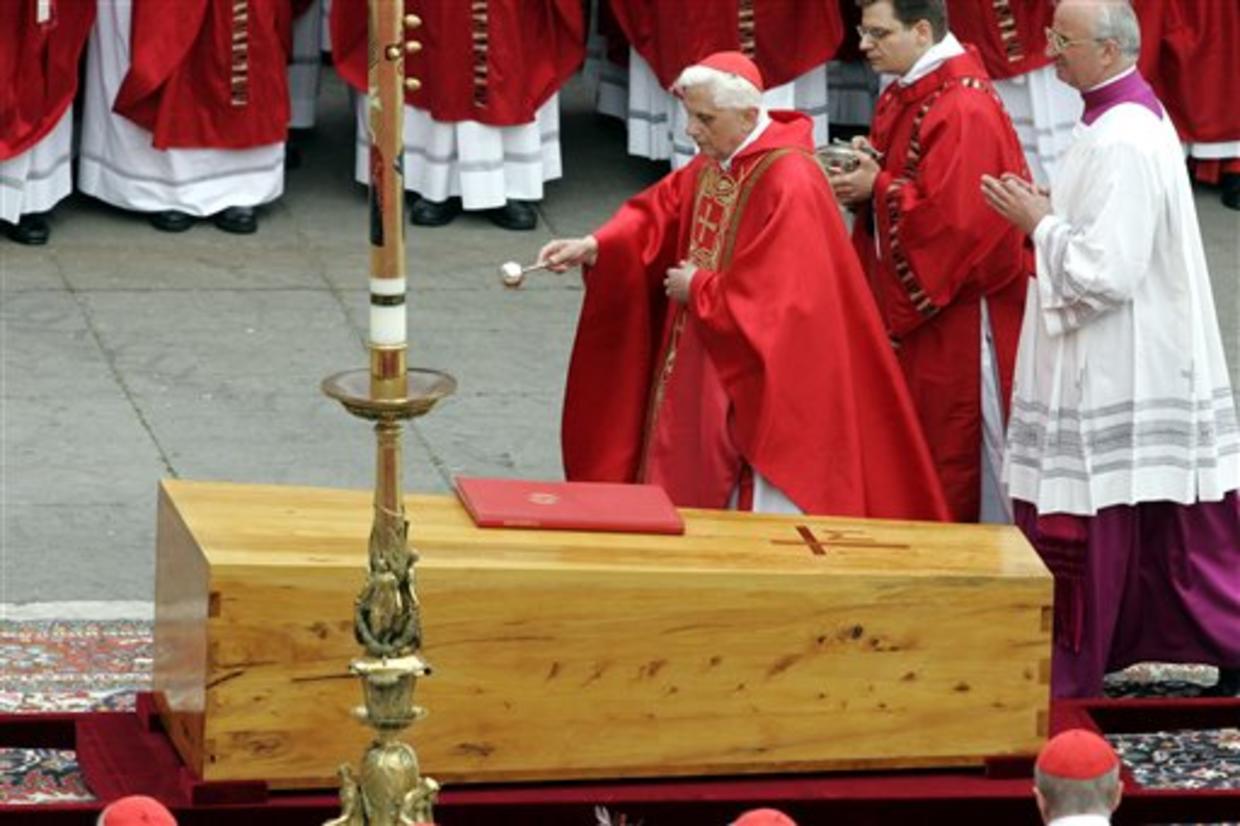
155, 479, 1052, 789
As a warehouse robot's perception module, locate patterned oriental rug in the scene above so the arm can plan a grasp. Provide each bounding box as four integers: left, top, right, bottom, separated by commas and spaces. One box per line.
1, 618, 1237, 815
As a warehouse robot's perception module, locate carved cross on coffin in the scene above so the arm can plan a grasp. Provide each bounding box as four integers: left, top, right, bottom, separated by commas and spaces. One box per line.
771, 525, 910, 556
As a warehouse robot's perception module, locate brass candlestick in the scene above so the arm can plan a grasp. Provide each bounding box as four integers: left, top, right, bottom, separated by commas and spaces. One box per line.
322, 3, 454, 824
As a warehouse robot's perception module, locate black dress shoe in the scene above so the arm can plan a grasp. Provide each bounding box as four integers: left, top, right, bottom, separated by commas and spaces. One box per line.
150, 210, 195, 232
1203, 667, 1239, 697
487, 199, 538, 231
213, 206, 257, 234
1222, 173, 1240, 211
4, 213, 50, 245
409, 196, 461, 226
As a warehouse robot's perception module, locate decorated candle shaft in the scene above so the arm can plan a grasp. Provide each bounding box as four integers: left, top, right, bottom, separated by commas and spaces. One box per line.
367, 2, 421, 400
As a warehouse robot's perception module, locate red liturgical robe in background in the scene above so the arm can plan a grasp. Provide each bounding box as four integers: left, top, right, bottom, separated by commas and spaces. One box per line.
0, 0, 95, 159
112, 0, 295, 149
852, 48, 1031, 522
563, 111, 949, 521
1133, 0, 1239, 149
946, 0, 1054, 80
331, 0, 585, 126
608, 0, 844, 90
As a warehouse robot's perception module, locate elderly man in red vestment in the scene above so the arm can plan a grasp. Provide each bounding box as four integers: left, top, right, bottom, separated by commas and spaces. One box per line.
332, 0, 584, 230
79, 0, 295, 234
0, 0, 95, 245
828, 0, 1031, 523
539, 51, 948, 520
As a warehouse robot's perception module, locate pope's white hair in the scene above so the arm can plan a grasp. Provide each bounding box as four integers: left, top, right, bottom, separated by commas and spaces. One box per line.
672, 65, 762, 110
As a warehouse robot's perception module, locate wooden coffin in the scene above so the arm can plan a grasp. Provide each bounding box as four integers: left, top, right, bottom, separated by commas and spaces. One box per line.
154, 479, 1052, 789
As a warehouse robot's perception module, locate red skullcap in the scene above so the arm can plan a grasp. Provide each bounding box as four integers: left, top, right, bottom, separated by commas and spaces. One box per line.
99, 795, 177, 826
1036, 729, 1120, 780
733, 808, 798, 826
696, 51, 765, 92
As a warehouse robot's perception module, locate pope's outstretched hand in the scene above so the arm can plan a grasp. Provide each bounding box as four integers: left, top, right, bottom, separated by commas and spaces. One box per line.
538, 236, 599, 272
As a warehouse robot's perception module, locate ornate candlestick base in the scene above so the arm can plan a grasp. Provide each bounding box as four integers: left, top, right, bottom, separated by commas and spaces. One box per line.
322, 367, 455, 826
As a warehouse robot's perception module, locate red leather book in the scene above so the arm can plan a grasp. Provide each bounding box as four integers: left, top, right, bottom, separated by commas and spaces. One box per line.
454, 477, 685, 534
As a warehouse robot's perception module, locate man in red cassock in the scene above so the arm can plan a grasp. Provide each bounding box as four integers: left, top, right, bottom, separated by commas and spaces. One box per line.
828, 0, 1031, 524
79, 0, 296, 234
331, 0, 584, 230
1132, 0, 1239, 211
946, 0, 1082, 185
605, 0, 844, 168
539, 51, 949, 520
0, 0, 95, 245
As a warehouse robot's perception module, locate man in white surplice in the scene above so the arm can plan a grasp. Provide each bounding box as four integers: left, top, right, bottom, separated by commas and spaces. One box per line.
982, 0, 1239, 700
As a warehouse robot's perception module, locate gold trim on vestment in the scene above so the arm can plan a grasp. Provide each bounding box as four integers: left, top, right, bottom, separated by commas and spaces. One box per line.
230, 0, 249, 106
990, 0, 1025, 64
885, 77, 1000, 322
470, 0, 489, 107
737, 0, 756, 59
637, 149, 798, 477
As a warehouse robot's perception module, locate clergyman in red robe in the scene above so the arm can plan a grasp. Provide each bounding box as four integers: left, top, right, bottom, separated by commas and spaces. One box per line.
829, 0, 1031, 523
1132, 0, 1240, 210
0, 0, 95, 244
538, 51, 948, 521
79, 0, 296, 234
331, 0, 585, 229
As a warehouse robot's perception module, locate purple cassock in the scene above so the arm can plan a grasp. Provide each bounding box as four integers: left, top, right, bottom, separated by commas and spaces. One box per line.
1016, 496, 1240, 699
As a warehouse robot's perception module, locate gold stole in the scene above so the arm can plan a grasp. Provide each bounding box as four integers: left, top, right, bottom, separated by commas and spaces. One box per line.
638, 148, 797, 473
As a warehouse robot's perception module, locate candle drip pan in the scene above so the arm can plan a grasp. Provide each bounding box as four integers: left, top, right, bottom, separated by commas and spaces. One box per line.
322, 368, 457, 421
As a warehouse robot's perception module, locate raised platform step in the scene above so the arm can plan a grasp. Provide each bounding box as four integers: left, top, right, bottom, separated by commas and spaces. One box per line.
3, 698, 1238, 825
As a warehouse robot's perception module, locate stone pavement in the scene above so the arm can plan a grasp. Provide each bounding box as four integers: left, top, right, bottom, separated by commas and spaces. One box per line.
1, 74, 1237, 607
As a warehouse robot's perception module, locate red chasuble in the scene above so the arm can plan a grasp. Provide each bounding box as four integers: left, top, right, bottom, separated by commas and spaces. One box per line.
331, 0, 585, 126
0, 0, 95, 160
852, 49, 1031, 523
608, 0, 844, 90
563, 111, 949, 521
1133, 0, 1239, 145
112, 0, 294, 150
946, 0, 1054, 79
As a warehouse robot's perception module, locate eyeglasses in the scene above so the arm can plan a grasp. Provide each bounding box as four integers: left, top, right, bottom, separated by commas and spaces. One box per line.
856, 25, 898, 42
1044, 26, 1105, 55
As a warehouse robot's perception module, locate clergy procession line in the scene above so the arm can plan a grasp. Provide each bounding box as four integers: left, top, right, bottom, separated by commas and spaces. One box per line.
3, 0, 1236, 702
